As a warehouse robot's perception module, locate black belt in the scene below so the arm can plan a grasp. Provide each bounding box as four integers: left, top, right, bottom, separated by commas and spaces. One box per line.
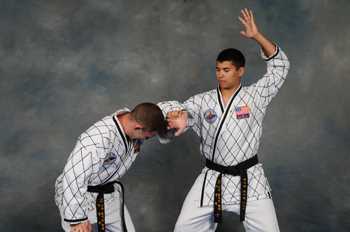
205, 155, 258, 223
87, 181, 127, 232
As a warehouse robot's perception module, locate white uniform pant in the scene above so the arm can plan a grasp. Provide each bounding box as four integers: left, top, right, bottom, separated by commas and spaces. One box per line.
60, 205, 135, 232
174, 173, 280, 232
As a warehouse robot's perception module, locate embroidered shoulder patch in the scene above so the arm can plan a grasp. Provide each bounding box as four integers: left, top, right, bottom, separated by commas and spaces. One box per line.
204, 109, 218, 124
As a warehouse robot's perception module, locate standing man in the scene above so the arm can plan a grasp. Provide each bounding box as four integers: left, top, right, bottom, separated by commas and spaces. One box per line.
160, 9, 290, 231
55, 102, 167, 232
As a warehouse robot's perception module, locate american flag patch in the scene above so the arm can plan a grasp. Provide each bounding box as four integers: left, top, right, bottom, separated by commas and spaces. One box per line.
235, 105, 250, 119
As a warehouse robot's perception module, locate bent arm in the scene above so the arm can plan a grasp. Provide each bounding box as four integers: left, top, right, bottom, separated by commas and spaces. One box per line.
61, 133, 102, 224
253, 47, 290, 108
157, 95, 201, 139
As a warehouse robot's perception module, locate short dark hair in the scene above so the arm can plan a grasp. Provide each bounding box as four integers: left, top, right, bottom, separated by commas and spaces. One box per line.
216, 48, 245, 68
131, 102, 167, 135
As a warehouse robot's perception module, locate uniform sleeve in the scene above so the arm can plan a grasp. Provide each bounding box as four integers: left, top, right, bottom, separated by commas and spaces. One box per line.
251, 46, 290, 108
61, 132, 103, 224
157, 101, 184, 116
182, 95, 201, 135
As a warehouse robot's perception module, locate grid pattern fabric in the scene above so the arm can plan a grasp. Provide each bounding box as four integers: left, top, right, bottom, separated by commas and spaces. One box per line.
158, 47, 290, 206
55, 109, 139, 222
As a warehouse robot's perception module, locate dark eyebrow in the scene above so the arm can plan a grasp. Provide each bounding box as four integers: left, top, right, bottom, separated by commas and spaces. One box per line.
216, 66, 232, 70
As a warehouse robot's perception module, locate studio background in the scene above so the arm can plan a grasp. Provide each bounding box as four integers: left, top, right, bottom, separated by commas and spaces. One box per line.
1, 0, 349, 231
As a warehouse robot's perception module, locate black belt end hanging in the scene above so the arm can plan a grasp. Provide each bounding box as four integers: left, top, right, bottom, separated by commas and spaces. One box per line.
96, 193, 106, 232
214, 173, 223, 223
240, 171, 248, 222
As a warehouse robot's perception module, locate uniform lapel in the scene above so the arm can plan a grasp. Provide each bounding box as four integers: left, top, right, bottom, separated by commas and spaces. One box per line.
104, 112, 132, 184
211, 85, 242, 161
216, 87, 225, 114
113, 113, 131, 154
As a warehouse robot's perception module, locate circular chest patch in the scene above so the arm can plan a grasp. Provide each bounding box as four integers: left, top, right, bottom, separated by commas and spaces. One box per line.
204, 109, 218, 124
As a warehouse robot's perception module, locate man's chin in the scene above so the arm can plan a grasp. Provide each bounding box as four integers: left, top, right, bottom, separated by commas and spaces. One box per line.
219, 85, 231, 90
219, 83, 239, 90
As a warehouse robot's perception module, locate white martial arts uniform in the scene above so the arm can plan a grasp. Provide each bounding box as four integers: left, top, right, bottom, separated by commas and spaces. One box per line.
158, 46, 289, 232
55, 108, 140, 232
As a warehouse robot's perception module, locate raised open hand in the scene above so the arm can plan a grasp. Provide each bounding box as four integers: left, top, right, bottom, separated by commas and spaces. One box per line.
238, 8, 259, 39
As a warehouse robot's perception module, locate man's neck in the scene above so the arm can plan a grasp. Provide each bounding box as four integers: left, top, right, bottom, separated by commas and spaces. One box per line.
220, 84, 241, 106
117, 112, 131, 140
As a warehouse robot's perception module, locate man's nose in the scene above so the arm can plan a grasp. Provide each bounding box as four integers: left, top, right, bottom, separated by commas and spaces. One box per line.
218, 74, 224, 79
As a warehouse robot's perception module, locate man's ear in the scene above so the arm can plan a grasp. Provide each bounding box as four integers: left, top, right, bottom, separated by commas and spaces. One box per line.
238, 67, 245, 77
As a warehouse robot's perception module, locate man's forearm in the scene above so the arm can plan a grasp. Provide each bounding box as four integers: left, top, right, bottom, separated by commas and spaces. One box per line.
252, 32, 276, 57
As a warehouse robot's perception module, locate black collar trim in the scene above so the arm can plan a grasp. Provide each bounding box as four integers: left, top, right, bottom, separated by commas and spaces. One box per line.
211, 85, 242, 161
113, 115, 128, 152
216, 87, 224, 113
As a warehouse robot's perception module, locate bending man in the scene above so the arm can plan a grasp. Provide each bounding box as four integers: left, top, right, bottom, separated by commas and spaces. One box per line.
55, 103, 167, 232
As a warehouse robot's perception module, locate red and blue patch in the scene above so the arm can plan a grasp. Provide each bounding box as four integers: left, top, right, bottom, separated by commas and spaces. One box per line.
235, 105, 250, 119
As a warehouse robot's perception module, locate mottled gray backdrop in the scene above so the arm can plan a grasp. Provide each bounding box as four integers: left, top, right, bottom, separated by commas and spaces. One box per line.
1, 0, 349, 231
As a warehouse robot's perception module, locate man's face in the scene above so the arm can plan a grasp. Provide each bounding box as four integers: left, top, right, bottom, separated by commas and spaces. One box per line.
216, 61, 244, 89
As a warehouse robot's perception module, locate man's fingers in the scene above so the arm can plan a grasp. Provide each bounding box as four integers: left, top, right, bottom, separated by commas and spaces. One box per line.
167, 122, 180, 129
167, 121, 175, 128
171, 111, 180, 117
249, 9, 254, 20
241, 8, 253, 24
167, 111, 176, 117
167, 113, 175, 118
241, 9, 246, 18
174, 128, 185, 136
241, 8, 249, 21
240, 10, 246, 21
70, 226, 81, 232
167, 111, 187, 121
244, 8, 251, 20
167, 111, 182, 119
249, 9, 256, 25
238, 16, 248, 26
86, 221, 92, 232
81, 224, 89, 232
167, 119, 180, 128
167, 117, 177, 122
70, 221, 91, 232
